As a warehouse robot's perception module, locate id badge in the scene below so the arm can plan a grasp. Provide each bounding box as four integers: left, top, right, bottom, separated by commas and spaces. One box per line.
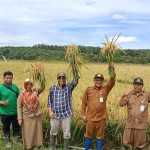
140, 105, 144, 112
100, 97, 103, 102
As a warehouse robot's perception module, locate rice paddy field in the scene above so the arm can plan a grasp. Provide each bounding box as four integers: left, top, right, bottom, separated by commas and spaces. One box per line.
0, 60, 150, 149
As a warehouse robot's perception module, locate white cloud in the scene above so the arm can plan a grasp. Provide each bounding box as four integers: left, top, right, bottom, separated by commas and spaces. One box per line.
0, 32, 35, 45
121, 20, 147, 24
1, 0, 150, 22
0, 0, 150, 48
112, 14, 127, 20
117, 36, 138, 43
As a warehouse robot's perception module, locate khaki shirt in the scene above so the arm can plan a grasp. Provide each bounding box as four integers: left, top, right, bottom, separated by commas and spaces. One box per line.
82, 75, 116, 121
119, 91, 150, 129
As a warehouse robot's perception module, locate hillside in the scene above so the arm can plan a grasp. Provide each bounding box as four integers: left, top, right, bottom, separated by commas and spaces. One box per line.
0, 45, 150, 64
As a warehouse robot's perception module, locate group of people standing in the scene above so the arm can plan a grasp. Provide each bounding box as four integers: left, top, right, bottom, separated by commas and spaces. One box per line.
0, 71, 44, 150
0, 63, 150, 150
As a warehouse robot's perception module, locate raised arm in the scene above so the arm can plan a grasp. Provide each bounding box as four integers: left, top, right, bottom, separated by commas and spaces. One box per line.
69, 78, 79, 91
37, 85, 45, 94
106, 67, 116, 94
118, 92, 129, 107
106, 75, 116, 94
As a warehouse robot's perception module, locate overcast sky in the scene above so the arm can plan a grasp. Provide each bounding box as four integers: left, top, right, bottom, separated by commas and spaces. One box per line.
0, 0, 150, 49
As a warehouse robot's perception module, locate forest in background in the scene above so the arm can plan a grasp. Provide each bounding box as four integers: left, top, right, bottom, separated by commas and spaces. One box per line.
0, 44, 150, 64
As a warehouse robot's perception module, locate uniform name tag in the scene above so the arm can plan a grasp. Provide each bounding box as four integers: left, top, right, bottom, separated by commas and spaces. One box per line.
100, 97, 103, 102
140, 100, 145, 112
140, 105, 144, 112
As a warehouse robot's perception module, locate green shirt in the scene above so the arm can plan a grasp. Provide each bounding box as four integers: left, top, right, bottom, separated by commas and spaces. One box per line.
0, 83, 20, 115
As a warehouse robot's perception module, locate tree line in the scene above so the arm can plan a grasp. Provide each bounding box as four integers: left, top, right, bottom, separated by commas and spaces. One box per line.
0, 44, 150, 64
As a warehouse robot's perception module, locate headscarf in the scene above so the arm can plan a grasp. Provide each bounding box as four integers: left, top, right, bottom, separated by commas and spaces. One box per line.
19, 78, 39, 112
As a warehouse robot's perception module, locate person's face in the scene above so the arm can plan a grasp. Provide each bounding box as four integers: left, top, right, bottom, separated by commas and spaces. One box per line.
133, 83, 143, 93
4, 75, 13, 85
57, 76, 66, 86
26, 82, 33, 91
94, 78, 104, 88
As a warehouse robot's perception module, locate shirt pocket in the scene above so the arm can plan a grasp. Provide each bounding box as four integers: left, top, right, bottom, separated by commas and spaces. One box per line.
87, 91, 94, 100
142, 99, 148, 107
127, 99, 135, 109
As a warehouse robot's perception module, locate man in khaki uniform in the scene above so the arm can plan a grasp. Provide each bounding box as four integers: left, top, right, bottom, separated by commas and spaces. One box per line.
119, 77, 150, 150
82, 66, 116, 150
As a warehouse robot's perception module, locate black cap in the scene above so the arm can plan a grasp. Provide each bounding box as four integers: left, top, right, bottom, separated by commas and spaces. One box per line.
133, 77, 144, 85
57, 72, 66, 78
94, 73, 104, 79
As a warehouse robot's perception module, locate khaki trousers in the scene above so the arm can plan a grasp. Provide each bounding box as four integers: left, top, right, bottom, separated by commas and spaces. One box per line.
50, 116, 71, 139
123, 128, 146, 148
85, 119, 106, 139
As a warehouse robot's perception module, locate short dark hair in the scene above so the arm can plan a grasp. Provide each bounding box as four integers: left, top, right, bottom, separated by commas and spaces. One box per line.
3, 71, 13, 77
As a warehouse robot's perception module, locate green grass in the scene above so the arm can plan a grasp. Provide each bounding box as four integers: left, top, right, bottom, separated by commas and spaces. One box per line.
0, 137, 50, 150
0, 138, 22, 150
0, 136, 84, 150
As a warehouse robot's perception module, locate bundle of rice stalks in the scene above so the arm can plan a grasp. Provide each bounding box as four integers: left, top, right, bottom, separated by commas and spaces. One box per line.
65, 44, 86, 80
24, 62, 46, 90
101, 33, 126, 77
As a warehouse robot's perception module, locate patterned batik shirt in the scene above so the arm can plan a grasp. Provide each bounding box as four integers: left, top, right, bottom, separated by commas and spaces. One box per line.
47, 80, 78, 119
